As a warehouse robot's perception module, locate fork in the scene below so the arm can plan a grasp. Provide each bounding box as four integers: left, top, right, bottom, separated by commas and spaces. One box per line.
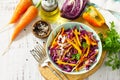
30, 42, 68, 80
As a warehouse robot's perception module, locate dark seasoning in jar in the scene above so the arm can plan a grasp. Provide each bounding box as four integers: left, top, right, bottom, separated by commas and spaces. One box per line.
32, 20, 51, 38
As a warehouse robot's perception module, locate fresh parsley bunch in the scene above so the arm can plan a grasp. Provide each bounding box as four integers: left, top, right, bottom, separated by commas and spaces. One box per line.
99, 22, 120, 70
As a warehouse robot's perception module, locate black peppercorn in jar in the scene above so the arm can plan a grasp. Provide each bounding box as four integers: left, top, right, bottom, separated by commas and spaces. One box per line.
32, 20, 51, 38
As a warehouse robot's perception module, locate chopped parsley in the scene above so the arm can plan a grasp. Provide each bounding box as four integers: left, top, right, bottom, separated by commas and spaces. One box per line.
72, 53, 81, 60
82, 42, 88, 48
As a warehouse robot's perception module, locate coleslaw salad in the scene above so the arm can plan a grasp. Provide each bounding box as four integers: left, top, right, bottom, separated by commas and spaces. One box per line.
46, 22, 102, 74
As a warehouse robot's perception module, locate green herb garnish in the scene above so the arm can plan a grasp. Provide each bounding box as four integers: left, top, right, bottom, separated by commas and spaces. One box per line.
72, 53, 80, 60
82, 42, 88, 48
99, 21, 120, 70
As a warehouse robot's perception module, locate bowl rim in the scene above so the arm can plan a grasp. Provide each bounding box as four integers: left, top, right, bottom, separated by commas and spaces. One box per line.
46, 22, 102, 75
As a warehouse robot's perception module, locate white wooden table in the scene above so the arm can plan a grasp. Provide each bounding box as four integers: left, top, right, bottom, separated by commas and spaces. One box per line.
0, 0, 120, 80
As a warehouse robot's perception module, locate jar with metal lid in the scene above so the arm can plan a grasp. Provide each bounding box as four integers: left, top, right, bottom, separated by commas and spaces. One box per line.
39, 0, 60, 23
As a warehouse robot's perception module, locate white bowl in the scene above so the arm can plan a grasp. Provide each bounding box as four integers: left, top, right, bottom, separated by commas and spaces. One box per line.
46, 22, 102, 75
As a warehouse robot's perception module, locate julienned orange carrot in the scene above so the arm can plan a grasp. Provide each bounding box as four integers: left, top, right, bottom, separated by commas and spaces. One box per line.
11, 5, 38, 42
9, 0, 33, 24
2, 1, 41, 55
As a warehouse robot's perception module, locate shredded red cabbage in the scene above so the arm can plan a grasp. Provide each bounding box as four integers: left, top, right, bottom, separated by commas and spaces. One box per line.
49, 26, 99, 72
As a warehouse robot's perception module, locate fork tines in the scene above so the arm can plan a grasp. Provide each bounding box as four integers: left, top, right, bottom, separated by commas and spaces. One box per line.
30, 43, 47, 64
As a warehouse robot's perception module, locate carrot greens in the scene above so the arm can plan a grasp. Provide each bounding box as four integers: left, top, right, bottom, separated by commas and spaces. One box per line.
99, 21, 120, 70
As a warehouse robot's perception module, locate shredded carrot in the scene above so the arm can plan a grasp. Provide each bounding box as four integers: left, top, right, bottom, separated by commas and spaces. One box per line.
51, 27, 64, 48
67, 39, 82, 55
74, 34, 98, 71
83, 34, 97, 46
75, 51, 98, 71
74, 28, 81, 46
56, 60, 76, 67
73, 56, 85, 71
76, 62, 86, 71
82, 34, 90, 46
90, 41, 97, 46
90, 37, 97, 46
89, 51, 98, 60
73, 37, 79, 47
82, 34, 90, 57
84, 47, 90, 57
61, 46, 72, 60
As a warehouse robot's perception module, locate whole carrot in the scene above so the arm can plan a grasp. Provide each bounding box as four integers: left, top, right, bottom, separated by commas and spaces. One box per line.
10, 0, 33, 23
2, 1, 41, 55
0, 0, 33, 32
11, 5, 38, 42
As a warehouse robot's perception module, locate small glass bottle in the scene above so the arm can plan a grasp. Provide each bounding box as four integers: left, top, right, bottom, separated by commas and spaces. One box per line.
39, 0, 60, 23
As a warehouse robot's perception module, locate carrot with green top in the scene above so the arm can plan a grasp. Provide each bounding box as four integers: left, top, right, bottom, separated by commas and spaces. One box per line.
2, 1, 41, 55
0, 0, 33, 32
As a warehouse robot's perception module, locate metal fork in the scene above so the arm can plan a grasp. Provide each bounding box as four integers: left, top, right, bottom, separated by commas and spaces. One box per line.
30, 42, 68, 80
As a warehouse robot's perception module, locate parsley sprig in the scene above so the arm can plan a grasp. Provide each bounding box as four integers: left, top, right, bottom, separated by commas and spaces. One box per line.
99, 21, 120, 70
72, 53, 81, 60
